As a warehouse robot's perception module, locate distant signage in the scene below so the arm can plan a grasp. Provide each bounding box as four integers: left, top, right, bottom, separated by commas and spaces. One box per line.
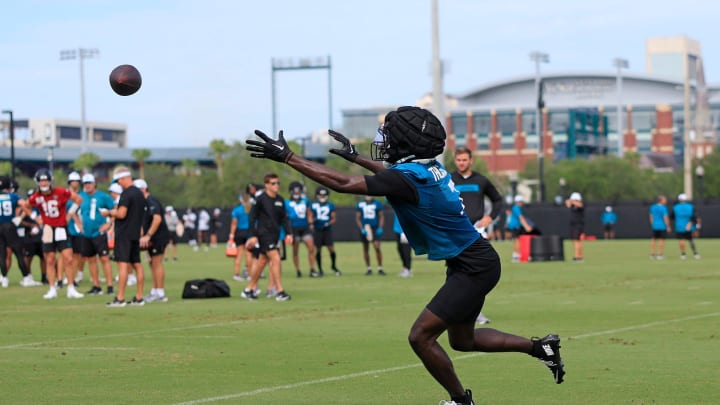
544, 79, 615, 100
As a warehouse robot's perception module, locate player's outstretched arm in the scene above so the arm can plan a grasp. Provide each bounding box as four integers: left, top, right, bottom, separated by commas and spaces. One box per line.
247, 130, 369, 195
328, 129, 385, 173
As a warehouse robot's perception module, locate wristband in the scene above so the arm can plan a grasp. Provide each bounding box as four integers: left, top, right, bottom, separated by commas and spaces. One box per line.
68, 204, 79, 215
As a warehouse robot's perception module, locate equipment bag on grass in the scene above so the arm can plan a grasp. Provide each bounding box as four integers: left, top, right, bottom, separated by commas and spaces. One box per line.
182, 278, 231, 299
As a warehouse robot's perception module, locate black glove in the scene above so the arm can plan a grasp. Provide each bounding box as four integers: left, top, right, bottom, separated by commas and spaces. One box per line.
246, 130, 294, 163
328, 129, 358, 162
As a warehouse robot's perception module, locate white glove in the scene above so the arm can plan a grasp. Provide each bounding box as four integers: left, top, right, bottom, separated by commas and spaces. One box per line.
11, 216, 22, 227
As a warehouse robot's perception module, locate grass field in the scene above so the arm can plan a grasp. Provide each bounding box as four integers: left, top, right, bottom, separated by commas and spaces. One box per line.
1, 239, 718, 404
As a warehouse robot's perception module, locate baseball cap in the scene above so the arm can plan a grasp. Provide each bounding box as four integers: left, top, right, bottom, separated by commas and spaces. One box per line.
165, 205, 174, 212
514, 195, 524, 203
605, 206, 612, 212
68, 171, 81, 182
108, 183, 123, 194
133, 179, 148, 189
678, 193, 688, 201
82, 174, 96, 184
570, 192, 582, 201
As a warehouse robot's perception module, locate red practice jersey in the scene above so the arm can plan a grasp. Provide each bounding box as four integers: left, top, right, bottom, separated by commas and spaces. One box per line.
28, 187, 72, 227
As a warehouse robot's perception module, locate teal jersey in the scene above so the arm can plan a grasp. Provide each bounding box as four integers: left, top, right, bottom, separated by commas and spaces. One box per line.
311, 201, 335, 229
356, 199, 383, 228
0, 192, 21, 223
649, 203, 668, 231
507, 205, 523, 230
78, 190, 115, 238
286, 197, 311, 229
672, 202, 695, 233
386, 161, 480, 260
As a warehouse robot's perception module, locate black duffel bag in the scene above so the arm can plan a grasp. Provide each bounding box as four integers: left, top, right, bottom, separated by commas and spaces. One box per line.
182, 278, 231, 299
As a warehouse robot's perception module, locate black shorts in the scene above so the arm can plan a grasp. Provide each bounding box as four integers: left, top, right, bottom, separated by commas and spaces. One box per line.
148, 238, 168, 257
70, 234, 84, 254
676, 232, 693, 240
314, 227, 334, 247
251, 235, 281, 257
24, 241, 43, 258
0, 222, 23, 249
570, 224, 585, 241
652, 230, 667, 239
81, 235, 110, 258
233, 229, 249, 245
603, 224, 614, 232
426, 238, 501, 324
510, 228, 522, 238
292, 227, 313, 240
168, 231, 179, 244
113, 239, 141, 264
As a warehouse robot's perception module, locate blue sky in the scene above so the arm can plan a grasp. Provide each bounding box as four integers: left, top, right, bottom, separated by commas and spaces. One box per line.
1, 0, 719, 147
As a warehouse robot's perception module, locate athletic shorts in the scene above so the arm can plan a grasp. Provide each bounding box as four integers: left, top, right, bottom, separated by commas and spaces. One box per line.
113, 239, 141, 264
427, 238, 501, 324
314, 227, 334, 247
510, 228, 522, 238
292, 227, 313, 240
69, 234, 83, 254
40, 225, 72, 253
570, 224, 585, 241
233, 229, 249, 245
652, 230, 667, 239
0, 222, 23, 249
148, 238, 168, 257
603, 224, 614, 232
168, 231, 179, 244
24, 241, 43, 258
250, 235, 281, 257
81, 235, 110, 258
676, 232, 693, 240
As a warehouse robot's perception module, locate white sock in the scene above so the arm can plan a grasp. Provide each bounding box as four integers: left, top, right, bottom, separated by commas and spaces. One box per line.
157, 288, 165, 297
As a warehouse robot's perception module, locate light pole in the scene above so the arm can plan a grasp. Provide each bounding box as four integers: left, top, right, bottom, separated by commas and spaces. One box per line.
2, 110, 15, 180
430, 0, 445, 164
60, 47, 99, 153
530, 51, 549, 202
613, 58, 629, 157
695, 164, 704, 203
682, 55, 693, 199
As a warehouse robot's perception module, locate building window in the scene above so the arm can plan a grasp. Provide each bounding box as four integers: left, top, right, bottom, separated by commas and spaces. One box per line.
58, 126, 81, 140
632, 109, 656, 131
451, 114, 468, 137
549, 111, 569, 134
497, 112, 515, 149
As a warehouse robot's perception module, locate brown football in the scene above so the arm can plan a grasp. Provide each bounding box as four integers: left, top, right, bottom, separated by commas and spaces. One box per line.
109, 64, 142, 96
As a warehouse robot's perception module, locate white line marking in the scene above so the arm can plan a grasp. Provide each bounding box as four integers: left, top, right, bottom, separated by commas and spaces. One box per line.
171, 311, 720, 404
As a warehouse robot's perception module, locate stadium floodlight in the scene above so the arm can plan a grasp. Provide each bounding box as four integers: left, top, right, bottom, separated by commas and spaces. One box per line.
613, 58, 629, 157
60, 48, 99, 153
530, 51, 549, 202
2, 109, 15, 180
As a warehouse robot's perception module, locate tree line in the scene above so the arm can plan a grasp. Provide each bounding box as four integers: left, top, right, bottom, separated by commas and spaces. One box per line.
2, 137, 716, 208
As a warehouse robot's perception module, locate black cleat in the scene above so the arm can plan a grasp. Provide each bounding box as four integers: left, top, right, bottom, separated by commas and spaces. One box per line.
439, 389, 474, 405
532, 334, 565, 384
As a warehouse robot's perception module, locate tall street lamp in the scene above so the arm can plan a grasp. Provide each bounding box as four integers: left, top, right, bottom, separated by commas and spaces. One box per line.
613, 58, 629, 157
60, 47, 99, 153
2, 110, 15, 180
695, 164, 704, 203
530, 51, 549, 202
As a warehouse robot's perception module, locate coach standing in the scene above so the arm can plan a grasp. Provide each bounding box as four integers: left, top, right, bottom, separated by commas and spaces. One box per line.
106, 166, 146, 307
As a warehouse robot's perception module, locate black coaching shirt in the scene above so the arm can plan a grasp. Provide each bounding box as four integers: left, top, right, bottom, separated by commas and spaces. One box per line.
247, 192, 291, 241
450, 171, 503, 223
142, 195, 170, 241
115, 185, 146, 241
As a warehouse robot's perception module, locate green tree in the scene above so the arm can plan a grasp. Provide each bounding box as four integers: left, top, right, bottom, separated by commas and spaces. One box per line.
132, 148, 152, 179
209, 139, 230, 182
72, 152, 101, 174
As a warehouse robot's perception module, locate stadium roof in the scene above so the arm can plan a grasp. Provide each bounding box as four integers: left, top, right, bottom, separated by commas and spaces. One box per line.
0, 146, 214, 164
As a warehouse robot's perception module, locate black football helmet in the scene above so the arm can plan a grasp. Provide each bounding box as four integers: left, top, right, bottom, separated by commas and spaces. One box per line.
371, 106, 446, 164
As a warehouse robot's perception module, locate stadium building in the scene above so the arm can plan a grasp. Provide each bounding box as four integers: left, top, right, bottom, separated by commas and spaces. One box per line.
341, 36, 719, 174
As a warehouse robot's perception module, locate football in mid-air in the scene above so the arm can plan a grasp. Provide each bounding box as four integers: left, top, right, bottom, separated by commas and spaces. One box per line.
109, 64, 142, 96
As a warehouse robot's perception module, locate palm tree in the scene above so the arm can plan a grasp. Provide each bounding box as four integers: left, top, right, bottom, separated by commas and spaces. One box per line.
209, 139, 230, 182
132, 148, 152, 179
73, 152, 100, 174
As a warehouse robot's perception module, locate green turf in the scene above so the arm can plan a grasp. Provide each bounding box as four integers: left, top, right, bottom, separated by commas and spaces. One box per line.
1, 239, 718, 404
